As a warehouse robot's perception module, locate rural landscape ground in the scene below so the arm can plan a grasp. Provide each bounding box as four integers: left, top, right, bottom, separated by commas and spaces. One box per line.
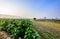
32, 20, 60, 39
0, 18, 60, 39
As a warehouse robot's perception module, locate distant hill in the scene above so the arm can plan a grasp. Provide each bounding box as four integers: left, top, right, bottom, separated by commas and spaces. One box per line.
0, 14, 21, 19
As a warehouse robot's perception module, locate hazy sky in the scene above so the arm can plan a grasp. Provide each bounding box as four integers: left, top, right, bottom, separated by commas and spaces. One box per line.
0, 0, 60, 19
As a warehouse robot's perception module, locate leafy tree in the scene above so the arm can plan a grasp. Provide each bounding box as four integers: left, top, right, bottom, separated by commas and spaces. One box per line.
33, 18, 36, 20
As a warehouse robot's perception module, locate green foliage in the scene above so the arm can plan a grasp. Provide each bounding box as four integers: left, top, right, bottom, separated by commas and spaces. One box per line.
0, 19, 40, 39
24, 27, 40, 39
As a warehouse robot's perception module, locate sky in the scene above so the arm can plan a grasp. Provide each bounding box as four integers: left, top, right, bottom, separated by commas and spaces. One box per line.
0, 0, 60, 19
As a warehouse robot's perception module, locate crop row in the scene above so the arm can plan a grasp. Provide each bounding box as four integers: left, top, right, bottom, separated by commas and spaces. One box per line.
0, 19, 40, 39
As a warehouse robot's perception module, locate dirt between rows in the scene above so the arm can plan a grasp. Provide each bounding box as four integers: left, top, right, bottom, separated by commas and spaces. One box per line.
0, 31, 14, 39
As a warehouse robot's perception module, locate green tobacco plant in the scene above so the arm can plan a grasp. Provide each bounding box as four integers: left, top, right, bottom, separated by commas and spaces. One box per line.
24, 27, 40, 39
0, 19, 40, 39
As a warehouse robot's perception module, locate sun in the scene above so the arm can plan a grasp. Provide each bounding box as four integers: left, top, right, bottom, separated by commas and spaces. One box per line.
0, 1, 19, 16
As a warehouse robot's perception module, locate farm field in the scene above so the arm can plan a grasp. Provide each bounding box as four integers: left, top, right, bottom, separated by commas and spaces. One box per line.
0, 18, 60, 39
32, 20, 60, 39
0, 19, 40, 39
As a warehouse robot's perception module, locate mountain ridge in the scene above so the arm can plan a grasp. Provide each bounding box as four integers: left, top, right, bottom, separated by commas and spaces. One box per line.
0, 14, 21, 19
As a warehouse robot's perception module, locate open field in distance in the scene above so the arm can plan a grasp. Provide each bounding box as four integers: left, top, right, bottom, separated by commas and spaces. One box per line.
32, 20, 60, 39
